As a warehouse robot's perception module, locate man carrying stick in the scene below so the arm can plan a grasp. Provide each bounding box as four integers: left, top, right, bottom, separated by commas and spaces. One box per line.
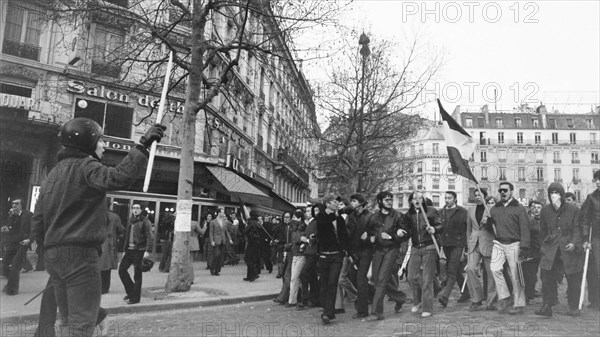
579, 170, 600, 310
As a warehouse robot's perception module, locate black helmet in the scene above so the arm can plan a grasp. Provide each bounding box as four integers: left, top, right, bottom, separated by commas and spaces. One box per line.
59, 118, 103, 152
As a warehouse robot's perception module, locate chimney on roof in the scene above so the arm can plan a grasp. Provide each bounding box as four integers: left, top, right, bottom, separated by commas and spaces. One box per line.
537, 102, 548, 128
481, 104, 490, 124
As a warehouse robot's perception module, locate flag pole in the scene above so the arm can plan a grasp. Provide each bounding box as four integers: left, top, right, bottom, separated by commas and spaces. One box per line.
475, 184, 497, 236
143, 51, 174, 193
411, 180, 442, 258
579, 228, 593, 310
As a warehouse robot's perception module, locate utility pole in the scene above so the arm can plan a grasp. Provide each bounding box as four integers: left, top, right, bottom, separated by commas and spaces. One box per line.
357, 32, 370, 193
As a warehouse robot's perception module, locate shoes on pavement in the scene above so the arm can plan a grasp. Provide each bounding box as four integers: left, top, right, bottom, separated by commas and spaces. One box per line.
334, 308, 345, 314
421, 312, 432, 318
566, 308, 581, 317
438, 296, 448, 308
366, 313, 384, 321
22, 268, 33, 273
276, 274, 282, 279
394, 300, 404, 313
126, 299, 140, 305
353, 313, 369, 319
485, 305, 497, 311
321, 314, 331, 324
469, 301, 483, 311
285, 303, 296, 308
411, 304, 421, 313
534, 304, 552, 317
508, 307, 524, 315
457, 293, 471, 303
497, 298, 510, 314
123, 295, 130, 302
297, 303, 306, 310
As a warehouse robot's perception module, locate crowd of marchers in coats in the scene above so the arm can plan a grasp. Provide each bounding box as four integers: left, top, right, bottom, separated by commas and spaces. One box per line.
234, 171, 600, 324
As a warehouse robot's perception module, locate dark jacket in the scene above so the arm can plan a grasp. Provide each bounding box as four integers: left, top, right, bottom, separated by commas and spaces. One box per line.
528, 216, 542, 262
289, 220, 307, 256
439, 205, 469, 247
100, 211, 124, 270
580, 189, 600, 240
367, 208, 406, 250
4, 210, 32, 243
303, 218, 318, 256
245, 219, 262, 247
31, 146, 148, 249
316, 211, 348, 254
347, 208, 376, 255
123, 214, 153, 251
488, 198, 530, 251
539, 182, 584, 274
403, 206, 442, 248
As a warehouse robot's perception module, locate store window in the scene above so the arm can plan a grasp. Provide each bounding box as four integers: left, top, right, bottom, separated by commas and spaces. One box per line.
74, 98, 133, 138
2, 1, 43, 61
0, 83, 33, 120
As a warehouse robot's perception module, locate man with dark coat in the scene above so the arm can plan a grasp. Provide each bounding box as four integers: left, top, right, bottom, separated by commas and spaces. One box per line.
524, 200, 543, 303
438, 191, 472, 308
580, 170, 600, 310
244, 210, 262, 281
366, 191, 407, 321
28, 117, 164, 336
299, 205, 320, 308
100, 199, 124, 294
1, 197, 32, 295
209, 208, 233, 276
535, 182, 585, 317
118, 204, 153, 304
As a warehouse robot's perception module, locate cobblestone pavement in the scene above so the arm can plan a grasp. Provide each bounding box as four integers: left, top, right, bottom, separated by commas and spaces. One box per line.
4, 295, 598, 337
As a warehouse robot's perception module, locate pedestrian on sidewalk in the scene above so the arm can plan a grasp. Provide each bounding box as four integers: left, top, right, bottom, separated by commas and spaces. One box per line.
158, 212, 175, 272
273, 211, 293, 304
100, 199, 124, 294
27, 117, 165, 336
202, 214, 213, 267
535, 182, 585, 317
244, 210, 262, 281
119, 203, 153, 304
299, 205, 320, 308
287, 209, 307, 307
190, 220, 202, 261
580, 170, 600, 310
209, 208, 232, 276
2, 197, 32, 295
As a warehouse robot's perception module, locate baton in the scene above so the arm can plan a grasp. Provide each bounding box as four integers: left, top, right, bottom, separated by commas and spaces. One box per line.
579, 228, 592, 310
24, 283, 53, 306
461, 265, 468, 293
143, 51, 174, 192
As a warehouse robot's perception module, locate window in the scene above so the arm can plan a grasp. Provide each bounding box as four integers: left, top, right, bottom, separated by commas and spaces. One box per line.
477, 118, 485, 127
554, 168, 561, 182
535, 150, 543, 163
536, 168, 544, 181
74, 98, 132, 138
432, 160, 440, 172
591, 133, 597, 145
417, 176, 423, 189
398, 195, 404, 208
500, 167, 507, 181
587, 119, 595, 129
532, 118, 539, 128
410, 145, 415, 157
553, 151, 561, 163
592, 151, 599, 164
570, 133, 577, 144
498, 132, 504, 144
515, 118, 522, 128
566, 118, 573, 128
534, 133, 541, 144
432, 143, 439, 155
518, 167, 526, 181
480, 151, 487, 162
518, 151, 525, 162
549, 118, 556, 129
575, 190, 582, 203
517, 132, 523, 144
448, 175, 456, 190
519, 188, 526, 199
552, 132, 559, 144
481, 166, 488, 180
495, 118, 503, 128
571, 152, 579, 164
2, 1, 43, 61
418, 144, 424, 155
432, 175, 440, 189
92, 27, 125, 78
573, 168, 580, 182
432, 195, 440, 207
465, 118, 473, 127
417, 162, 423, 173
499, 150, 507, 162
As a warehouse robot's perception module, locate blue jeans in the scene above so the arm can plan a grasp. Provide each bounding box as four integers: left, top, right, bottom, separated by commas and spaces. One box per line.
45, 245, 101, 337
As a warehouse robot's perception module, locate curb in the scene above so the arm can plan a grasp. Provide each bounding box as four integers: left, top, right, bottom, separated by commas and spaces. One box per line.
0, 293, 278, 324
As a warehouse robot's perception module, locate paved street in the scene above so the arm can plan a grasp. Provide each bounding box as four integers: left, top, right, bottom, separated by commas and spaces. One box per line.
4, 290, 598, 337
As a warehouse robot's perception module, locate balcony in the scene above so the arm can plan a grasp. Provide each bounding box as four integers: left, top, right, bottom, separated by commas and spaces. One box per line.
2, 40, 41, 61
554, 178, 563, 183
481, 177, 488, 181
571, 159, 580, 164
592, 160, 600, 164
573, 179, 581, 184
553, 159, 561, 164
518, 178, 526, 182
91, 61, 121, 78
277, 148, 309, 183
536, 159, 543, 163
256, 135, 263, 149
499, 159, 507, 163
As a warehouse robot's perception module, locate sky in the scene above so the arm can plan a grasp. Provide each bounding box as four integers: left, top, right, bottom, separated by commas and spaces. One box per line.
299, 0, 600, 121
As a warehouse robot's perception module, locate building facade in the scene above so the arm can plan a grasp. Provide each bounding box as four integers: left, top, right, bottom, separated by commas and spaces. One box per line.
455, 104, 600, 206
0, 0, 318, 238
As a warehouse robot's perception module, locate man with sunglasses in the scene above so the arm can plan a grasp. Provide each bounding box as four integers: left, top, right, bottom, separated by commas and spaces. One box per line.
487, 182, 530, 315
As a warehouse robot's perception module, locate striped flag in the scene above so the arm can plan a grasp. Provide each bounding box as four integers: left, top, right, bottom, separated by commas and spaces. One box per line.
438, 99, 478, 183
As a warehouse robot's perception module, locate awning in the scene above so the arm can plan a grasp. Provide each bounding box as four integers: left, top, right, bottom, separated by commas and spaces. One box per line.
206, 166, 272, 207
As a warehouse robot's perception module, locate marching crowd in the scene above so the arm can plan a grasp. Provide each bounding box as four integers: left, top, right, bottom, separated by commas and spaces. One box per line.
242, 173, 600, 324
1, 116, 599, 336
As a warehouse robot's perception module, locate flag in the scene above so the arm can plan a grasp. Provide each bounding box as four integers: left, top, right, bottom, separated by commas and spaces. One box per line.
438, 99, 478, 183
237, 195, 250, 225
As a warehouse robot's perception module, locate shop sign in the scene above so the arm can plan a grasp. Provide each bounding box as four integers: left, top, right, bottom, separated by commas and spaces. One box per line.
0, 93, 41, 111
104, 138, 218, 164
66, 80, 184, 113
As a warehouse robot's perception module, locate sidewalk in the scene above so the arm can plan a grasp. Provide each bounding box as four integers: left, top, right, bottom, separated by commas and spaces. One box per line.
1, 260, 280, 323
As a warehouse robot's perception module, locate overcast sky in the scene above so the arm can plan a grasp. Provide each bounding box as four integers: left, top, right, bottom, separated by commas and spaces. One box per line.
300, 0, 600, 120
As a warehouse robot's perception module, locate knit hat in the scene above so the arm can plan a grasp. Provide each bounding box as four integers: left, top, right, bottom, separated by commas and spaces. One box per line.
350, 193, 367, 206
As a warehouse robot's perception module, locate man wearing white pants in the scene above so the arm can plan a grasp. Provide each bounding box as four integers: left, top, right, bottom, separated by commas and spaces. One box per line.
487, 182, 530, 315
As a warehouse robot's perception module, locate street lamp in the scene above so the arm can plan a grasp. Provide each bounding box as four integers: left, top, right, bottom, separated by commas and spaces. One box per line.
356, 32, 370, 193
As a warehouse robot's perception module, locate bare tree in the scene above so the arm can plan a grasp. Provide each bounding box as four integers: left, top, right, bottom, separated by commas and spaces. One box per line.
316, 33, 441, 198
41, 0, 349, 292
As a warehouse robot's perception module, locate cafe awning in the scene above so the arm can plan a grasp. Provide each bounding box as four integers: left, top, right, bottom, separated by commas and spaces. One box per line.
206, 165, 272, 207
